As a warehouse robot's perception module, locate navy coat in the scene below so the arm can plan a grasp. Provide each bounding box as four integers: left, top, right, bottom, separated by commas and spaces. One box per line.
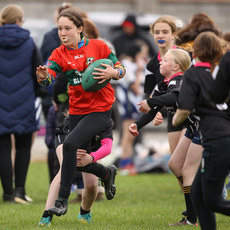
0, 24, 38, 135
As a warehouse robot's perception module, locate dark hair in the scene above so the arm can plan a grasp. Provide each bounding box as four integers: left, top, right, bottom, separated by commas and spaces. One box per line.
193, 31, 223, 65
176, 12, 222, 45
57, 8, 84, 29
57, 2, 73, 15
83, 18, 99, 39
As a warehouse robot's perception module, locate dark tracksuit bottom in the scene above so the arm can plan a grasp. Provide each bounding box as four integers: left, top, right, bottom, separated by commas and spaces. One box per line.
191, 136, 230, 230
58, 110, 112, 199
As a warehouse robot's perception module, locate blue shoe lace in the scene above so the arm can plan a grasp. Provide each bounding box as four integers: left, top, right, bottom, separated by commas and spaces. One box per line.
78, 212, 93, 224
38, 216, 51, 227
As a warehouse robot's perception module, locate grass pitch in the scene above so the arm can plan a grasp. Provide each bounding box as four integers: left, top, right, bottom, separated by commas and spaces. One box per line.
0, 162, 228, 229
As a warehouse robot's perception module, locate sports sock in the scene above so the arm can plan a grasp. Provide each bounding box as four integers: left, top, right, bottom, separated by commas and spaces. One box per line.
80, 206, 90, 215
119, 158, 132, 168
57, 197, 68, 203
42, 210, 53, 220
183, 186, 197, 224
102, 169, 111, 182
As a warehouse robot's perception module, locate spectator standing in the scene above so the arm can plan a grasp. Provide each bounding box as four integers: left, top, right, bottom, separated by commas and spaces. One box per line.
0, 4, 43, 203
112, 13, 157, 60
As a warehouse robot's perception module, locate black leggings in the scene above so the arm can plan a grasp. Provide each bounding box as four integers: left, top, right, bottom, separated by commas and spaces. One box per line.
14, 133, 32, 188
59, 110, 112, 199
191, 167, 230, 230
0, 135, 13, 195
0, 133, 32, 195
191, 137, 230, 230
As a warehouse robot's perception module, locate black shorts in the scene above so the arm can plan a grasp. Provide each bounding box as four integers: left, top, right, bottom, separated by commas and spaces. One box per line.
55, 133, 65, 148
167, 113, 185, 132
55, 116, 69, 148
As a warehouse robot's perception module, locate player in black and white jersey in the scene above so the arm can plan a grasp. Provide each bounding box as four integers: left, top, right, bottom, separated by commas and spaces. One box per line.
130, 48, 201, 226
173, 32, 230, 230
209, 51, 230, 108
129, 49, 191, 136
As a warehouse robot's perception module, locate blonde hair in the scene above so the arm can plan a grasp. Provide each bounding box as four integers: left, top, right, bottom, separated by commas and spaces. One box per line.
150, 15, 177, 36
168, 49, 191, 72
0, 4, 24, 26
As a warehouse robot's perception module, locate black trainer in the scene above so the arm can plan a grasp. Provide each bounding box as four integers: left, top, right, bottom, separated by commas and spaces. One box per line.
14, 187, 31, 204
102, 165, 117, 200
3, 193, 14, 203
48, 199, 68, 216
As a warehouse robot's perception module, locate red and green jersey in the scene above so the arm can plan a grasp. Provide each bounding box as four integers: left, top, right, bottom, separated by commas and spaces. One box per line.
44, 38, 125, 115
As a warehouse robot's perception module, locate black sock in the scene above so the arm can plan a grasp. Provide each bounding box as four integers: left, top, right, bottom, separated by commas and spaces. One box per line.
42, 210, 53, 220
183, 186, 197, 224
58, 185, 71, 200
102, 169, 111, 182
80, 206, 90, 215
58, 197, 68, 203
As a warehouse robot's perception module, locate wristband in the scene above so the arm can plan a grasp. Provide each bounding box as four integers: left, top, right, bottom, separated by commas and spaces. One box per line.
36, 75, 47, 81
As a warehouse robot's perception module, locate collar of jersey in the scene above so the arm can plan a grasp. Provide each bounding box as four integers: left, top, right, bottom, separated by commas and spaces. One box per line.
67, 36, 86, 50
194, 62, 211, 68
157, 45, 177, 62
164, 72, 183, 84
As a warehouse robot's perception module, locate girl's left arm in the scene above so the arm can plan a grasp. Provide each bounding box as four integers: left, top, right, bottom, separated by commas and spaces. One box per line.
113, 62, 126, 80
147, 91, 178, 108
92, 62, 126, 84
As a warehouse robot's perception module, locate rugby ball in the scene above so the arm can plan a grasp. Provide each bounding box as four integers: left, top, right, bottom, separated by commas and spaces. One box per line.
82, 59, 113, 92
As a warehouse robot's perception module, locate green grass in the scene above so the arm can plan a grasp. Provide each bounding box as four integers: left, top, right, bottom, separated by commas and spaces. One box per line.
0, 162, 228, 229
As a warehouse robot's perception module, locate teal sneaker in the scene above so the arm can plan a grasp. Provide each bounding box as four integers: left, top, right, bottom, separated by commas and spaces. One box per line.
77, 212, 93, 224
38, 216, 52, 227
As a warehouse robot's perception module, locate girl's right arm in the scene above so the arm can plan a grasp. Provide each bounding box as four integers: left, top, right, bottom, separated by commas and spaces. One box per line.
129, 107, 161, 136
36, 65, 54, 87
